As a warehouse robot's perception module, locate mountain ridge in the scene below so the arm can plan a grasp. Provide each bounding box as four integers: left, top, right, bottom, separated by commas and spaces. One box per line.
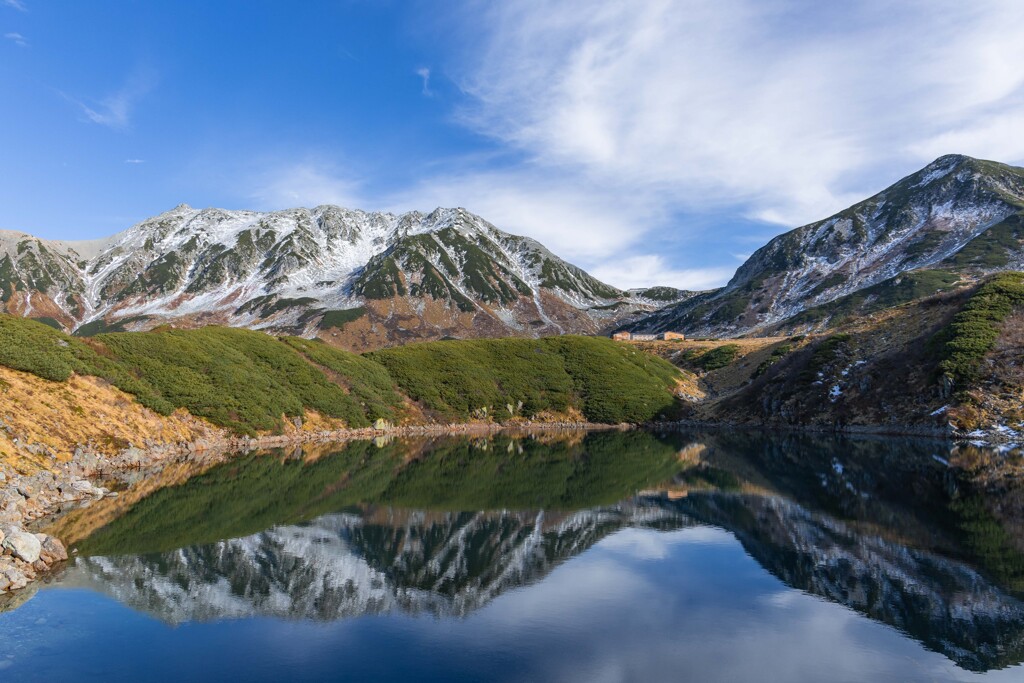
6, 153, 1024, 347
627, 154, 1024, 337
0, 204, 679, 348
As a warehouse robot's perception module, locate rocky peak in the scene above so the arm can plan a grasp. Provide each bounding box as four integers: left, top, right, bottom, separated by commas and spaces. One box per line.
1, 203, 665, 347
631, 155, 1024, 337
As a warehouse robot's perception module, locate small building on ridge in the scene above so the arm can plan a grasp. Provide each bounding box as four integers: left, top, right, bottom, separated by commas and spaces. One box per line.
611, 331, 685, 342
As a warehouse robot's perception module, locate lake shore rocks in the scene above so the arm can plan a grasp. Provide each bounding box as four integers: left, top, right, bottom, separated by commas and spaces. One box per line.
0, 523, 65, 594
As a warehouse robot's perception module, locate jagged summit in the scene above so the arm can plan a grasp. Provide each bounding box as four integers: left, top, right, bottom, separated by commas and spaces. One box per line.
0, 204, 664, 348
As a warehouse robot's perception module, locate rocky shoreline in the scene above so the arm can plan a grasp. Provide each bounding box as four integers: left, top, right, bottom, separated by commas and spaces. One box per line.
0, 419, 621, 597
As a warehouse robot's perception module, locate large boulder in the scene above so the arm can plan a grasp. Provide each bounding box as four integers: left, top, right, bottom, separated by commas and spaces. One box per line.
35, 535, 67, 564
2, 530, 41, 564
0, 563, 29, 592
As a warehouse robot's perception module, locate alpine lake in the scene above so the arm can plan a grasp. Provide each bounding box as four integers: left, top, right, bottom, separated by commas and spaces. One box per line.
2, 429, 1024, 682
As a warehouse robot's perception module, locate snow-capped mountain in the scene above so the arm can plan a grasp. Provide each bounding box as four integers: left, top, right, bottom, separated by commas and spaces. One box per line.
0, 206, 667, 348
629, 154, 1024, 336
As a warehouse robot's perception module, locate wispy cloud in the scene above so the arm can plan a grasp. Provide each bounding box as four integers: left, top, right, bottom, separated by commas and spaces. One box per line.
63, 67, 157, 130
124, 159, 145, 164
3, 31, 26, 47
248, 160, 365, 210
444, 0, 1024, 228
357, 0, 1023, 289
438, 1, 1024, 222
386, 169, 662, 261
589, 256, 736, 291
416, 67, 433, 97
2, 0, 27, 12
211, 2, 1024, 291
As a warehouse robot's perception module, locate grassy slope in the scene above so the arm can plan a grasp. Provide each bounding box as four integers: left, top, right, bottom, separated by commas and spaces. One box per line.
0, 317, 682, 436
368, 336, 682, 424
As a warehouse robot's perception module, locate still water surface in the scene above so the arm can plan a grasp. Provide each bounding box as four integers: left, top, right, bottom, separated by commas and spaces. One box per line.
2, 430, 1024, 682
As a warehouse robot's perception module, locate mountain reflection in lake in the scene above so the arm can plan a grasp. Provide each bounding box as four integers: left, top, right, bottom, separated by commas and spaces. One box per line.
3, 430, 1024, 682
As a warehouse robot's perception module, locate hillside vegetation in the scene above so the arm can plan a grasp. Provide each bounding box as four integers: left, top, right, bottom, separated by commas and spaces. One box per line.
938, 272, 1024, 387
368, 336, 682, 424
637, 272, 1024, 436
0, 317, 682, 438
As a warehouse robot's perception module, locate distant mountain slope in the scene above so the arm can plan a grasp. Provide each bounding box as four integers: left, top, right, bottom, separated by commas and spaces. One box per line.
629, 155, 1024, 336
0, 206, 672, 349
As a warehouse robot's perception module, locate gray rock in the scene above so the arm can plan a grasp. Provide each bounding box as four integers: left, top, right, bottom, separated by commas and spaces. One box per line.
0, 506, 19, 525
119, 447, 145, 467
69, 479, 104, 497
0, 565, 28, 591
37, 536, 67, 564
0, 491, 25, 511
72, 448, 104, 475
2, 530, 41, 564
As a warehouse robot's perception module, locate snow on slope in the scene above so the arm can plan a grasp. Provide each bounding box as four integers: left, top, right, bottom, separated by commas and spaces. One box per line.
0, 205, 663, 338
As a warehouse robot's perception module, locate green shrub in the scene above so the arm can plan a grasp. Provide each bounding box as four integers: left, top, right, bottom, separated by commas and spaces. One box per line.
0, 316, 82, 381
369, 336, 681, 423
754, 343, 792, 377
940, 272, 1024, 387
96, 327, 374, 434
0, 315, 682, 432
283, 337, 403, 421
318, 307, 367, 330
798, 333, 851, 382
368, 338, 574, 418
544, 336, 681, 423
695, 344, 741, 371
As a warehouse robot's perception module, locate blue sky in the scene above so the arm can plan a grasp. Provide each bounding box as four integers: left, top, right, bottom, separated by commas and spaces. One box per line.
3, 1, 1024, 289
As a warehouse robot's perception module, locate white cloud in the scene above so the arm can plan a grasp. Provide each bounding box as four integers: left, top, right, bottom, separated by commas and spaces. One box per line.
220, 1, 1024, 290
63, 67, 157, 130
443, 0, 1024, 229
590, 256, 734, 291
908, 106, 1024, 163
249, 161, 365, 210
2, 0, 27, 11
415, 67, 433, 97
3, 31, 26, 47
124, 159, 145, 164
386, 169, 665, 261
